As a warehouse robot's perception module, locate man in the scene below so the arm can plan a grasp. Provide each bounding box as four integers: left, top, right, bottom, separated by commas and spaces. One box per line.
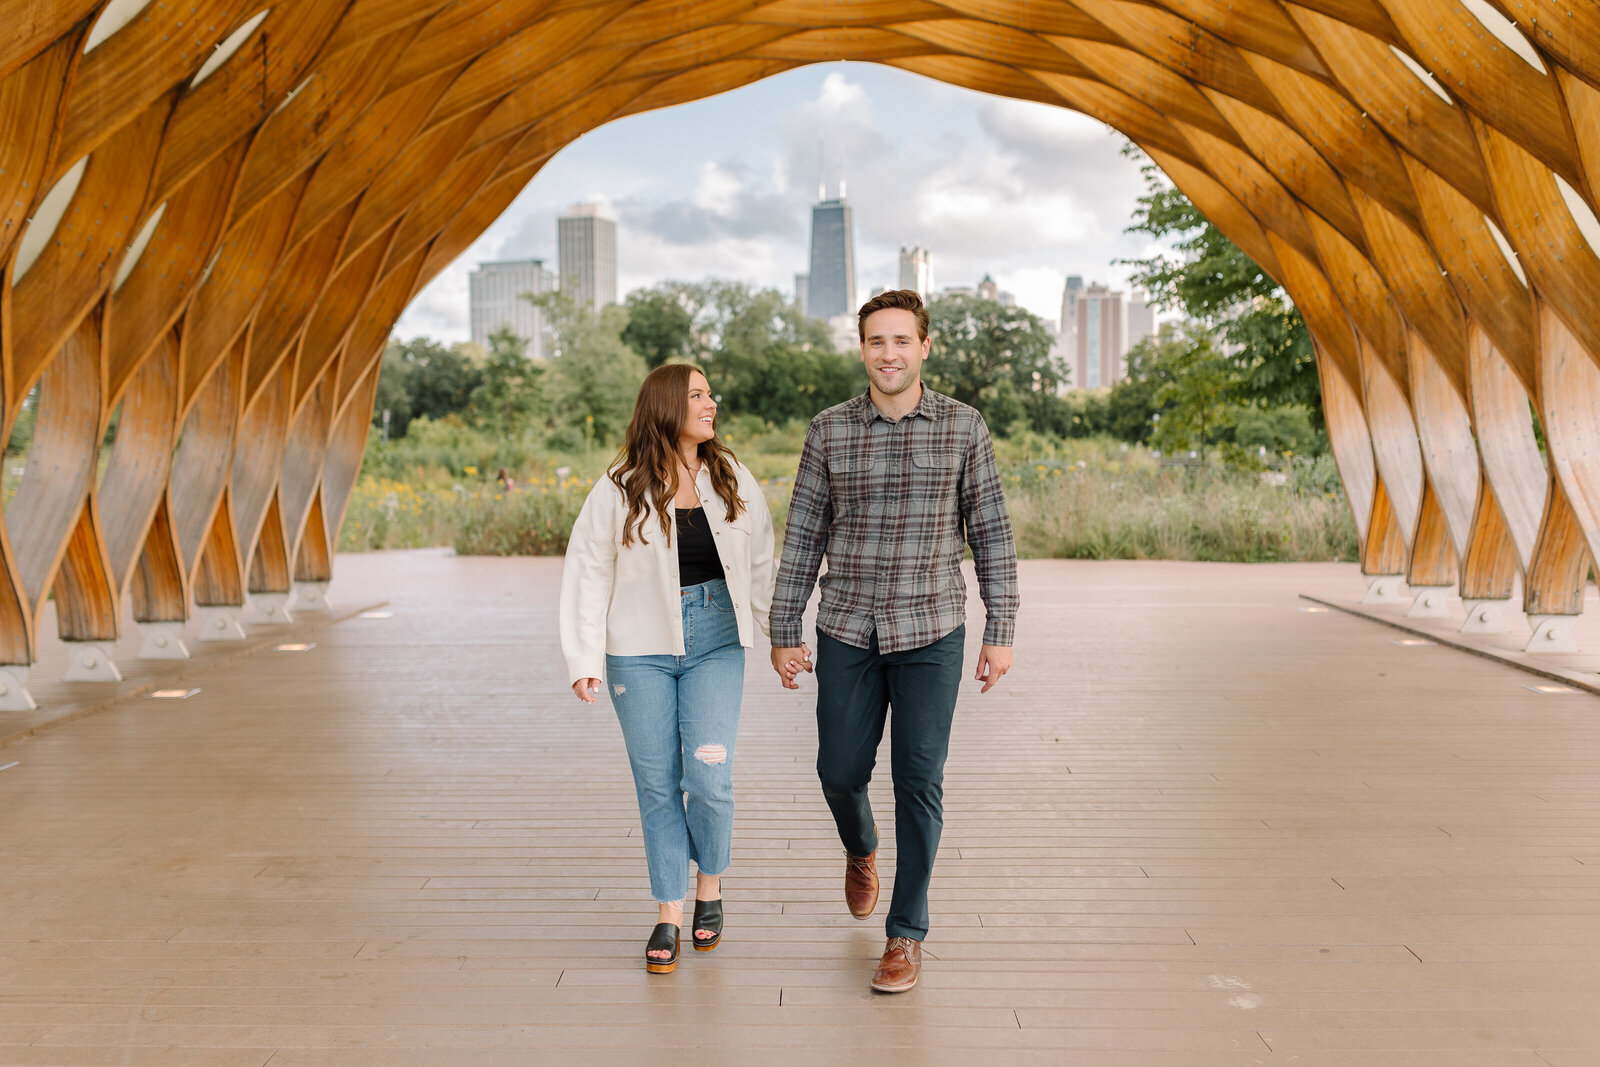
769, 289, 1018, 993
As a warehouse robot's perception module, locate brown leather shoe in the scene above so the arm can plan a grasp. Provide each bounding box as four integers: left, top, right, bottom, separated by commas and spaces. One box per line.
844, 849, 878, 919
871, 936, 922, 993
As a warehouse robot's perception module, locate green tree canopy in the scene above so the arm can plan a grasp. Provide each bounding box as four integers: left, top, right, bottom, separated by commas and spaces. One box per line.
925, 292, 1065, 436
621, 284, 698, 369
536, 291, 647, 448
623, 280, 863, 424
1146, 323, 1235, 466
467, 325, 545, 438
374, 337, 483, 438
1120, 148, 1318, 414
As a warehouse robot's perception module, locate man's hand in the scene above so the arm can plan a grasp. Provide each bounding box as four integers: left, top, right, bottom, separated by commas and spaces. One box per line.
770, 644, 813, 689
974, 645, 1012, 693
572, 678, 603, 704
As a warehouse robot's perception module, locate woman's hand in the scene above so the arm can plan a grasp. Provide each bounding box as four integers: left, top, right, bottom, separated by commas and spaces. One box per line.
572, 678, 604, 703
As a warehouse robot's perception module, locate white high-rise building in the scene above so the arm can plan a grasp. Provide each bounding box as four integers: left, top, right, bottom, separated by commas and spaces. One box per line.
1069, 283, 1131, 390
468, 259, 551, 358
1127, 290, 1156, 351
898, 245, 932, 299
557, 203, 618, 311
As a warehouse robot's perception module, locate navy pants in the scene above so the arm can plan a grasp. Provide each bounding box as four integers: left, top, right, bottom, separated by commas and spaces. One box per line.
814, 625, 964, 941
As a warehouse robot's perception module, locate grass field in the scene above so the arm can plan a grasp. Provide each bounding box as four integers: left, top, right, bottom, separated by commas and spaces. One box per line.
338, 431, 1357, 563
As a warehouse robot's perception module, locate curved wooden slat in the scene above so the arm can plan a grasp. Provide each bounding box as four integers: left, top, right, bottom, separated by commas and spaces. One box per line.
1466, 323, 1545, 571
232, 360, 291, 571
150, 0, 349, 202
4, 306, 103, 616
0, 0, 90, 84
1315, 341, 1375, 548
98, 328, 179, 588
172, 335, 245, 576
0, 33, 77, 280
129, 493, 187, 622
107, 141, 247, 402
55, 0, 253, 170
280, 377, 332, 564
10, 93, 167, 395
248, 491, 291, 595
247, 201, 357, 404
1360, 337, 1424, 555
182, 172, 311, 409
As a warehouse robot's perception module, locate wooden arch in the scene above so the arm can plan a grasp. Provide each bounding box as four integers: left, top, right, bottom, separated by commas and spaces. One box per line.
3, 0, 1600, 703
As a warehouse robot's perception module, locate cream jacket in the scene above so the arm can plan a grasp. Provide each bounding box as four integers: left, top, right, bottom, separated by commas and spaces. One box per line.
560, 461, 776, 685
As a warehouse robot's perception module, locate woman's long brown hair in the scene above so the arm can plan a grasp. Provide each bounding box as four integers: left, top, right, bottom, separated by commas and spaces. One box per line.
611, 364, 747, 547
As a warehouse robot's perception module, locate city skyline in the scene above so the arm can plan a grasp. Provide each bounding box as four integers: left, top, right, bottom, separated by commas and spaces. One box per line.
395, 65, 1167, 344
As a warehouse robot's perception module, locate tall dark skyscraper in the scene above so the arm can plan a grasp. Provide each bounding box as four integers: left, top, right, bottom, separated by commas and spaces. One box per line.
806, 191, 856, 321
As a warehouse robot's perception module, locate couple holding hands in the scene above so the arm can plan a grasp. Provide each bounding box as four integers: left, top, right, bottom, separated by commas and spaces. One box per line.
559, 289, 1018, 993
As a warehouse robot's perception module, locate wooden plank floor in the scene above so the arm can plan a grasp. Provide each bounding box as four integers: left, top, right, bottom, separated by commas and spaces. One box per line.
2, 552, 1598, 1066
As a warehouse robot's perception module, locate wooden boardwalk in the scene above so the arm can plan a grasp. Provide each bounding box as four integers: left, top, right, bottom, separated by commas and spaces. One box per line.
2, 553, 1599, 1066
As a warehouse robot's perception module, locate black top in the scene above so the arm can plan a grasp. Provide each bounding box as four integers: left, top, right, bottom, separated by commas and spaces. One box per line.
676, 507, 726, 586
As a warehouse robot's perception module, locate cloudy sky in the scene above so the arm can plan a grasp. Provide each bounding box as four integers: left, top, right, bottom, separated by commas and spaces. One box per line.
394, 63, 1171, 342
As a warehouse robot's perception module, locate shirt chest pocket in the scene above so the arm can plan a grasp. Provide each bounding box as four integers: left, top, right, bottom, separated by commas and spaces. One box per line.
828, 453, 877, 516
911, 449, 961, 493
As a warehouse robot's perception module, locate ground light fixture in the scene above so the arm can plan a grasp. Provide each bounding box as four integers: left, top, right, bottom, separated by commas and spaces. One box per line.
274, 643, 316, 652
358, 611, 393, 619
1524, 684, 1579, 694
1390, 638, 1436, 646
148, 688, 200, 699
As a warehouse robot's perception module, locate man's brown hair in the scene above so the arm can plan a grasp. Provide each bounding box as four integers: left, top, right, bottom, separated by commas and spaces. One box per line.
857, 289, 929, 342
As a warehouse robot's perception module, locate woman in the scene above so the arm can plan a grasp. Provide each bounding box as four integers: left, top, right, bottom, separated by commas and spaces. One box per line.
559, 364, 776, 974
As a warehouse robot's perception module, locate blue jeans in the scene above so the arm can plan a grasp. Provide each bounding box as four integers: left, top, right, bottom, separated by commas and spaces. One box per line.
606, 578, 745, 903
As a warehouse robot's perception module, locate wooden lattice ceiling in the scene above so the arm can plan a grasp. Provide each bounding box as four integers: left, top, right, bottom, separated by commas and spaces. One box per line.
2, 0, 1599, 705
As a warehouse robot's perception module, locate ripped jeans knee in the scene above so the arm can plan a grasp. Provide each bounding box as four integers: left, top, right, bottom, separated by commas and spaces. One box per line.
692, 743, 727, 766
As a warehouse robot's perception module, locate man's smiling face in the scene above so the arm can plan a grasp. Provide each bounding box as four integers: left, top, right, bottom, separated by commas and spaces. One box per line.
860, 307, 931, 398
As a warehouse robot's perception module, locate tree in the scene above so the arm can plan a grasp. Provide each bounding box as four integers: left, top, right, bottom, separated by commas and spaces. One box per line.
1119, 146, 1318, 414
374, 337, 483, 438
468, 325, 545, 437
1147, 324, 1235, 466
621, 285, 697, 368
622, 280, 862, 425
537, 292, 647, 448
925, 293, 1065, 436
699, 282, 861, 424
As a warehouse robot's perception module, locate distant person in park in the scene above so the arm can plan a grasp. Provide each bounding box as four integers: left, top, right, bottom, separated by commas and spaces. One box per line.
560, 363, 777, 975
769, 289, 1018, 993
495, 467, 515, 492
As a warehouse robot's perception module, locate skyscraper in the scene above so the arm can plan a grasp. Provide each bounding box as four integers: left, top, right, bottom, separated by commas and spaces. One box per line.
794, 272, 809, 317
557, 203, 617, 311
1069, 283, 1131, 389
806, 191, 856, 321
898, 245, 932, 299
468, 259, 550, 358
1127, 290, 1156, 351
1058, 274, 1084, 356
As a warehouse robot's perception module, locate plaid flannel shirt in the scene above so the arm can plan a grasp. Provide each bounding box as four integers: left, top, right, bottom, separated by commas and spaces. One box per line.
770, 388, 1019, 653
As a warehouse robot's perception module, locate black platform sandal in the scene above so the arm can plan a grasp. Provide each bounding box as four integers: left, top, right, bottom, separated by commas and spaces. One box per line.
645, 922, 678, 974
692, 898, 723, 952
